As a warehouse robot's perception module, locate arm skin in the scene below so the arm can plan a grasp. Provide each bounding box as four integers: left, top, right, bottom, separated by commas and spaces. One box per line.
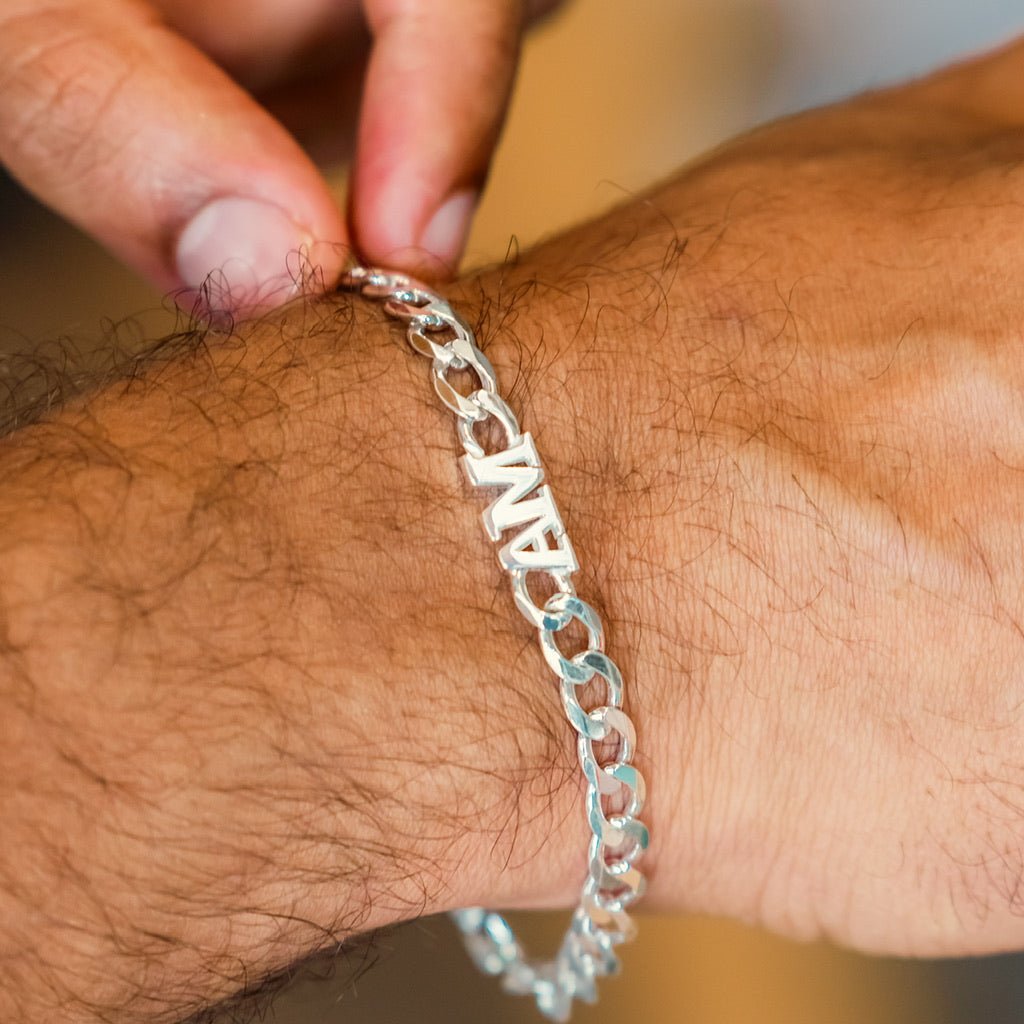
8, 36, 1024, 1023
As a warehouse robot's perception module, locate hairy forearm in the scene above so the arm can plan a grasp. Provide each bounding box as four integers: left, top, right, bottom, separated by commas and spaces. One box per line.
0, 300, 583, 1022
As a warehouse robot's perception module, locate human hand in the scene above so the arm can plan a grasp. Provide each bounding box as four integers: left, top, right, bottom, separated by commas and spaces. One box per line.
0, 0, 556, 312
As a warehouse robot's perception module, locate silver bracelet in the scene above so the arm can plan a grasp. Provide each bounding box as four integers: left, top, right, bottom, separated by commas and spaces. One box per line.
340, 266, 649, 1022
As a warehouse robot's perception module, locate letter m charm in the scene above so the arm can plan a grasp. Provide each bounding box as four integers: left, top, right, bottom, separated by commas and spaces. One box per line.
462, 433, 579, 575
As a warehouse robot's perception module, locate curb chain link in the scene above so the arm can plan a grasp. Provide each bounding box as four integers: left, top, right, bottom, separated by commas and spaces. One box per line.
341, 266, 649, 1022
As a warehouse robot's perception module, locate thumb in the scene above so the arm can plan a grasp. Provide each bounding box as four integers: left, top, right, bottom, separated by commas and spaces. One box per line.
0, 0, 346, 313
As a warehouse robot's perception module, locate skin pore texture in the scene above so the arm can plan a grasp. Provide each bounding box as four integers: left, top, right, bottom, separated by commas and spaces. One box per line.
7, 36, 1024, 1023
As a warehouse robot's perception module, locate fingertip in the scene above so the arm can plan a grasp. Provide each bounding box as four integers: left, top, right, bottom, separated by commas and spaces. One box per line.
173, 195, 348, 317
352, 183, 477, 281
417, 188, 478, 276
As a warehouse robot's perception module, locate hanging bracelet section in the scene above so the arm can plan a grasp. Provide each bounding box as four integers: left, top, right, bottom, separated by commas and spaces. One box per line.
341, 267, 649, 1023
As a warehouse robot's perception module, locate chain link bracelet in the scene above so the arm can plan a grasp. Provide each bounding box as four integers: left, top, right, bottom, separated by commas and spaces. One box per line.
340, 266, 650, 1022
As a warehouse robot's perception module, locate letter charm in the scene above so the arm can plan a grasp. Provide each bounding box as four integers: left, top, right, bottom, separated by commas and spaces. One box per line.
462, 433, 579, 574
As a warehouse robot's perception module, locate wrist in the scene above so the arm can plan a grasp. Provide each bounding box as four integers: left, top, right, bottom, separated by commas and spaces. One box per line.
271, 294, 588, 912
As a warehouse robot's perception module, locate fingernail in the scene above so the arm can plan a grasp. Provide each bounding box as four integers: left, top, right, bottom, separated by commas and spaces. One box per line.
175, 196, 313, 311
417, 189, 477, 272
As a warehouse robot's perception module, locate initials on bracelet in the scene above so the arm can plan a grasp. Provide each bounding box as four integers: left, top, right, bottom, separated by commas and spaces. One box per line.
463, 432, 579, 574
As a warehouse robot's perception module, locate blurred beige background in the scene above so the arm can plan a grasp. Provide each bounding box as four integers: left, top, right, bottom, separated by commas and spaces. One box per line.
4, 1, 1024, 1021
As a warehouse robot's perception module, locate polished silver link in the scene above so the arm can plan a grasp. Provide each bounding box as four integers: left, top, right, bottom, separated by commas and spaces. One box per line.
559, 649, 624, 740
432, 351, 496, 420
341, 266, 649, 1023
457, 389, 521, 459
508, 566, 577, 630
539, 594, 605, 683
